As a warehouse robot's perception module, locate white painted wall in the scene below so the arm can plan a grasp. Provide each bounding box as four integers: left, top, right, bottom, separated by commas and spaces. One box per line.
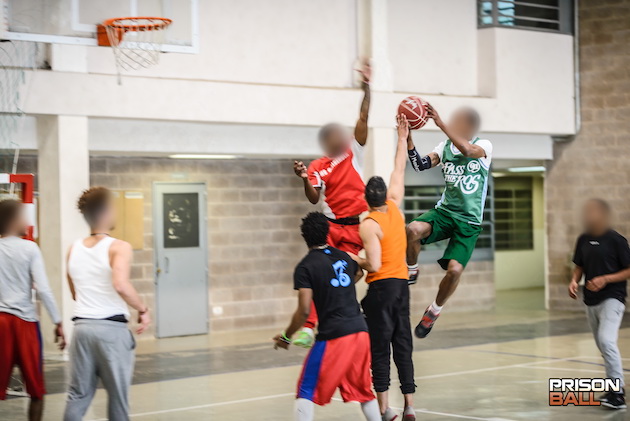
388, 0, 478, 96
86, 0, 359, 88
17, 1, 576, 156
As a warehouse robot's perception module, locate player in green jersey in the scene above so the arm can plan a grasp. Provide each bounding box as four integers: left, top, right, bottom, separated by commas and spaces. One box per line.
406, 103, 492, 338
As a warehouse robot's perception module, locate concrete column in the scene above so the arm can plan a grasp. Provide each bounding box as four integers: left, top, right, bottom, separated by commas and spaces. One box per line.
37, 115, 89, 354
357, 0, 396, 181
364, 127, 396, 182
357, 0, 393, 92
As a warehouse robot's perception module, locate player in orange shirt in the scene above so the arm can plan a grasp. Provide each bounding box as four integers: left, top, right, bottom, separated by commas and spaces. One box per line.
292, 62, 371, 348
352, 115, 416, 421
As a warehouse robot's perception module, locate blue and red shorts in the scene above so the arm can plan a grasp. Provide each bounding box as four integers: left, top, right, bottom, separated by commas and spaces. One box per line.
296, 331, 374, 406
0, 313, 46, 400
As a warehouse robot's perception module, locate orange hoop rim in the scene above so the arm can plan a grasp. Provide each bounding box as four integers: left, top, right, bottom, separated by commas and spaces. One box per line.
103, 17, 172, 32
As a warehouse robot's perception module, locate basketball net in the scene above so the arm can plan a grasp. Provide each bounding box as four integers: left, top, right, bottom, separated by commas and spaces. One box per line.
0, 40, 38, 185
102, 17, 172, 84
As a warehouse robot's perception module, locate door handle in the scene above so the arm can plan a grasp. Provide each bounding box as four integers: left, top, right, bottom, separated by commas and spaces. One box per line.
165, 257, 170, 274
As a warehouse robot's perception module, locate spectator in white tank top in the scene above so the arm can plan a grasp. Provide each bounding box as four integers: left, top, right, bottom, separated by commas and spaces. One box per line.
63, 187, 150, 421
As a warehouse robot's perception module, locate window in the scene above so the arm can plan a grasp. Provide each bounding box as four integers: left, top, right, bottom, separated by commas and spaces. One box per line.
404, 185, 494, 262
478, 0, 574, 34
494, 178, 534, 251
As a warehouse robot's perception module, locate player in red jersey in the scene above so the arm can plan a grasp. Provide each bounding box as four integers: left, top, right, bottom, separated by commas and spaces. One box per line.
292, 62, 371, 348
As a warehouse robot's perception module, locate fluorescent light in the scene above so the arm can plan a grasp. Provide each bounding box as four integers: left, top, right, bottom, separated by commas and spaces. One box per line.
169, 154, 239, 160
506, 166, 546, 173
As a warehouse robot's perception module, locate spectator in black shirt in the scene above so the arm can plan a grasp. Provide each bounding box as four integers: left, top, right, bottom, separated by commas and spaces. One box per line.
272, 212, 380, 421
569, 199, 630, 410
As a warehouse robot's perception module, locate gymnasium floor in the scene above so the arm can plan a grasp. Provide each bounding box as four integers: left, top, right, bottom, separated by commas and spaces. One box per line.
3, 288, 629, 421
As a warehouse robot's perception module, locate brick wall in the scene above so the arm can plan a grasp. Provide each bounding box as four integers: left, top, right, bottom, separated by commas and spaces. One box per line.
546, 0, 630, 310
89, 157, 312, 333
410, 261, 495, 316
90, 156, 495, 332
16, 154, 495, 332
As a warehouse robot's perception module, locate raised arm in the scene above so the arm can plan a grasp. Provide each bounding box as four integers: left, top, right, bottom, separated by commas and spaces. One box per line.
110, 240, 151, 334
354, 61, 371, 146
407, 131, 440, 172
387, 114, 409, 207
426, 103, 486, 158
358, 219, 383, 273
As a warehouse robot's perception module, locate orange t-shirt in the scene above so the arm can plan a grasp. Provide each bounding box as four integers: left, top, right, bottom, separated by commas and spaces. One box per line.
365, 200, 408, 283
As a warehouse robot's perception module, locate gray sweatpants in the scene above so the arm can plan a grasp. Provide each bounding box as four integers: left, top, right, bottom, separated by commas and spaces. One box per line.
64, 320, 136, 421
586, 298, 625, 387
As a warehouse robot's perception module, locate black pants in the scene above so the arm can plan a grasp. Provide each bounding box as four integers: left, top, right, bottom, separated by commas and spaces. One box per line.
361, 278, 416, 394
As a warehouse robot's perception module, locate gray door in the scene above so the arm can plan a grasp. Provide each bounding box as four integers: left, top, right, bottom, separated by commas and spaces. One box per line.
153, 182, 208, 338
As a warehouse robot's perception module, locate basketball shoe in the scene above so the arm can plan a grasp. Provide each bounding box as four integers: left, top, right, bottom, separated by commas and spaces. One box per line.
414, 306, 440, 338
293, 327, 314, 348
602, 392, 626, 410
407, 265, 419, 285
403, 406, 416, 420
381, 407, 397, 421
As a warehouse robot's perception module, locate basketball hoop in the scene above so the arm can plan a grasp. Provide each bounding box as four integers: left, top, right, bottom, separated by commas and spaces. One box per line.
98, 17, 172, 82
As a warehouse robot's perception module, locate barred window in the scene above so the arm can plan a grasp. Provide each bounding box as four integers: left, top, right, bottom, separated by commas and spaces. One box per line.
478, 0, 574, 34
494, 178, 534, 251
404, 185, 493, 262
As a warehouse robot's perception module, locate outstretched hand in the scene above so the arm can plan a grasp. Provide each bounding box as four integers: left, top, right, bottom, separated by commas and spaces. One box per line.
425, 102, 444, 128
356, 59, 371, 85
293, 161, 308, 179
396, 114, 410, 140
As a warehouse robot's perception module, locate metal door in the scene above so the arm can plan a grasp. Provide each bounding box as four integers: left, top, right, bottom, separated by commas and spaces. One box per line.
153, 182, 208, 338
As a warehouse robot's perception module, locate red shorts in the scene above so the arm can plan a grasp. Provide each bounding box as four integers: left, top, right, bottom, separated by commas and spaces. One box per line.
0, 313, 45, 400
296, 331, 374, 405
327, 222, 363, 255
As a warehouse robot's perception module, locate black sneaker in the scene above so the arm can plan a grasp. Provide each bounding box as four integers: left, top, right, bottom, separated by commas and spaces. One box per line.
414, 307, 440, 338
602, 392, 627, 410
596, 392, 608, 402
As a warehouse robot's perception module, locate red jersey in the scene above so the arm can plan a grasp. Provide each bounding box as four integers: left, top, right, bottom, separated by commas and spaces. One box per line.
308, 140, 368, 219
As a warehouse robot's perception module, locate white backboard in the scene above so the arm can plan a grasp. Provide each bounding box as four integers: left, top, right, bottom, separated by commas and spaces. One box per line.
3, 0, 198, 53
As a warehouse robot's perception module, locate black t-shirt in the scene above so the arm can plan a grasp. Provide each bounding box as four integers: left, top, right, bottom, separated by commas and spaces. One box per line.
573, 230, 630, 306
293, 247, 367, 341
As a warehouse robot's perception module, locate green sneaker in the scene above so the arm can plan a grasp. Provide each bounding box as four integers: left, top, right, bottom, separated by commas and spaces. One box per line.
293, 328, 315, 348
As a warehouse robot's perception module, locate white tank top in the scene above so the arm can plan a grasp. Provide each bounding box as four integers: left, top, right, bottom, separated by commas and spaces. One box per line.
68, 236, 130, 320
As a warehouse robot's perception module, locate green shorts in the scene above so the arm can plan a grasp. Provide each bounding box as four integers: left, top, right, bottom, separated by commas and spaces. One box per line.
413, 208, 482, 270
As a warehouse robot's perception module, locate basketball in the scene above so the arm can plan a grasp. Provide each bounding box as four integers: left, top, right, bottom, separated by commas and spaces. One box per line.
398, 96, 429, 130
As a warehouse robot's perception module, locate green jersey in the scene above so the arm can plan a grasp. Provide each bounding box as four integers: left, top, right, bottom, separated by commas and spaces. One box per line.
435, 137, 492, 225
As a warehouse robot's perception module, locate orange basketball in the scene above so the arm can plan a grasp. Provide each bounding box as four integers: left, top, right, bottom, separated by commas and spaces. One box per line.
398, 96, 429, 130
